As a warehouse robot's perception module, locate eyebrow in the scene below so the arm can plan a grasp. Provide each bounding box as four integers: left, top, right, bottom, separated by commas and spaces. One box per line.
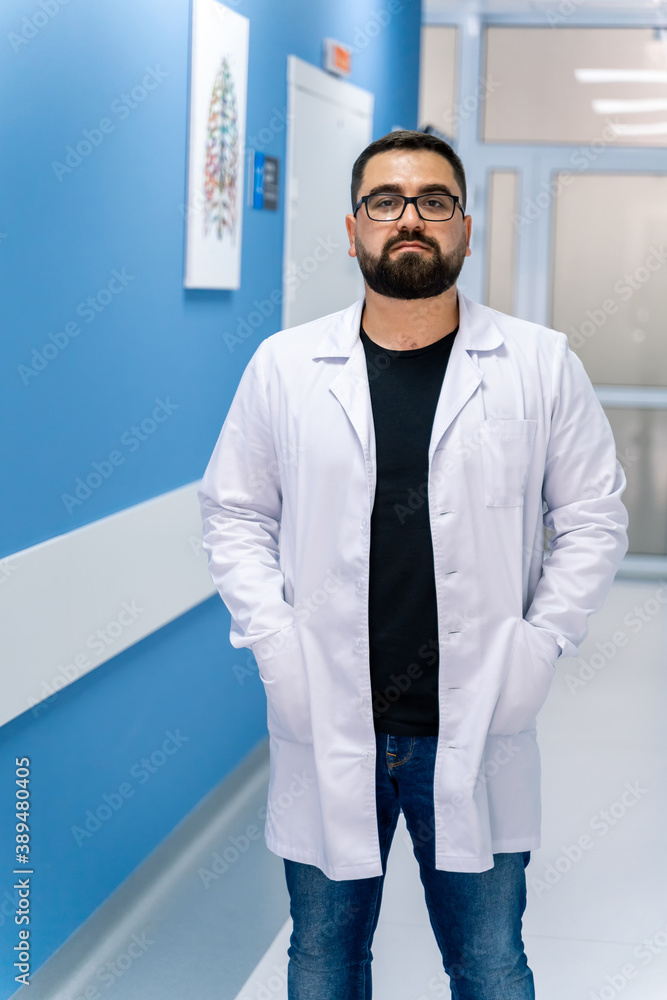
364, 183, 456, 197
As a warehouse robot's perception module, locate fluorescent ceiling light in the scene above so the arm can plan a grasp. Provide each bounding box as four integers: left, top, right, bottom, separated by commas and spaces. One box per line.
593, 98, 667, 113
608, 120, 667, 135
575, 69, 667, 83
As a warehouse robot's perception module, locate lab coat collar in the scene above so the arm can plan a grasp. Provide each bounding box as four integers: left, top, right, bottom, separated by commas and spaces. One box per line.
311, 288, 505, 359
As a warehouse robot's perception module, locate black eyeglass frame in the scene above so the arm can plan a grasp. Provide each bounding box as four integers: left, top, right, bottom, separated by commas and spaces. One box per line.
353, 192, 465, 222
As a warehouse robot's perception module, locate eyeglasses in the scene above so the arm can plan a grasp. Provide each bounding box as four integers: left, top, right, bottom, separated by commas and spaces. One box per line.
353, 192, 464, 222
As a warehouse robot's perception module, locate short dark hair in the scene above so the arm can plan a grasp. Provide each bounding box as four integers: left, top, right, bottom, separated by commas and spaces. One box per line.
350, 130, 467, 214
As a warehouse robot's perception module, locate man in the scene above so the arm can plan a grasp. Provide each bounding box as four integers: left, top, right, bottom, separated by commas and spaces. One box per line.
198, 130, 629, 999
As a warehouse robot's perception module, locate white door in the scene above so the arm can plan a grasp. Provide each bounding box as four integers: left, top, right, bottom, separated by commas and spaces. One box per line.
282, 56, 374, 328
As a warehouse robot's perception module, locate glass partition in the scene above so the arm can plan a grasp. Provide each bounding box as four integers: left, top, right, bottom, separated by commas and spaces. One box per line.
605, 407, 667, 556
483, 27, 667, 146
418, 26, 459, 139
485, 169, 519, 314
551, 171, 667, 386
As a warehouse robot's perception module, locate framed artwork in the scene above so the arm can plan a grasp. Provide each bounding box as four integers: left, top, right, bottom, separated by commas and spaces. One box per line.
184, 0, 249, 289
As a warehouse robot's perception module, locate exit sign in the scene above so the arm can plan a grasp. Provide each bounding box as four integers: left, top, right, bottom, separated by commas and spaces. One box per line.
323, 38, 352, 78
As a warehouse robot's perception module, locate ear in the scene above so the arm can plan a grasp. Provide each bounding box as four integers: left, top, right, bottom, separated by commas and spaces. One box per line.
345, 213, 357, 258
464, 214, 472, 257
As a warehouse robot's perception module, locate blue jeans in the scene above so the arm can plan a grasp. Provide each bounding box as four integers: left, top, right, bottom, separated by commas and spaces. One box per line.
283, 732, 535, 1000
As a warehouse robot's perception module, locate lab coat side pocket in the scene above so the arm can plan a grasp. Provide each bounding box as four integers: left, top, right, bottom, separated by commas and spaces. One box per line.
251, 624, 313, 745
480, 418, 537, 506
488, 617, 559, 736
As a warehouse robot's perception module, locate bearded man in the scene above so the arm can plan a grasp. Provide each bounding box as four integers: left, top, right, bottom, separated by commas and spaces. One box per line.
198, 130, 628, 1000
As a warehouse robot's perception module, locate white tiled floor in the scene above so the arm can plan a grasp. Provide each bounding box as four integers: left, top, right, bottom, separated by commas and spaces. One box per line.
233, 579, 667, 1000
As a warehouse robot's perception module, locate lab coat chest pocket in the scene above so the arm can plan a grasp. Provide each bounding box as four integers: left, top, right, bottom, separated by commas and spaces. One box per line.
480, 419, 537, 506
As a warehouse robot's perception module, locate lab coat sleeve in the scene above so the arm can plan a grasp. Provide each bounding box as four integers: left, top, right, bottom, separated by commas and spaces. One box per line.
525, 332, 629, 659
197, 340, 293, 650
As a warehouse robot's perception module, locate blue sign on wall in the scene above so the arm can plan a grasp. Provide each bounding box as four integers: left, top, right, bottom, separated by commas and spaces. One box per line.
252, 151, 279, 210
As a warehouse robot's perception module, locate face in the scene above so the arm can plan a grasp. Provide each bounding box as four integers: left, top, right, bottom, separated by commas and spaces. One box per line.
345, 149, 472, 300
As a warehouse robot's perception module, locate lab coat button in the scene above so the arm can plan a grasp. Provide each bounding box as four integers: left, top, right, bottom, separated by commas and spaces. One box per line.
361, 518, 368, 529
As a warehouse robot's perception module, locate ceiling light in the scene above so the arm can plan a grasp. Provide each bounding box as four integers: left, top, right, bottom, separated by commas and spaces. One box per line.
592, 98, 667, 113
608, 120, 667, 135
575, 69, 667, 83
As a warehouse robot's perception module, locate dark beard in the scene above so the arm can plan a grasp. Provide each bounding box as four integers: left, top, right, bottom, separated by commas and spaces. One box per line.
355, 228, 467, 300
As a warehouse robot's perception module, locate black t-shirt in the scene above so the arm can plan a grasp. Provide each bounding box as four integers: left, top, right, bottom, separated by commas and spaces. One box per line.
359, 318, 458, 737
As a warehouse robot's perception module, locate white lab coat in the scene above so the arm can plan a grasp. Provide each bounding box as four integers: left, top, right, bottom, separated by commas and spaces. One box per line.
198, 292, 628, 878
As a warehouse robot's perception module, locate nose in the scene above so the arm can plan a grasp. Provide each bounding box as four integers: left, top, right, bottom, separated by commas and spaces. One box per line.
398, 200, 424, 229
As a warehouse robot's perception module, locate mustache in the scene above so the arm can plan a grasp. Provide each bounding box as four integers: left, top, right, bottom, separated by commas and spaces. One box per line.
382, 231, 440, 252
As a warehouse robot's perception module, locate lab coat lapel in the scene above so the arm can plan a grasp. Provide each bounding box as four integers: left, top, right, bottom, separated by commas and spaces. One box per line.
428, 334, 482, 461
313, 298, 376, 503
311, 292, 505, 490
327, 340, 376, 471
429, 292, 505, 458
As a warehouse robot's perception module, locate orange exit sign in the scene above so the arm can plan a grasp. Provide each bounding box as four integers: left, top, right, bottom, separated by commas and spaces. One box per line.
323, 38, 352, 77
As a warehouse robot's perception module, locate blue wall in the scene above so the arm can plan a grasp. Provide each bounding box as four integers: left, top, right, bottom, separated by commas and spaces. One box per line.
0, 0, 421, 991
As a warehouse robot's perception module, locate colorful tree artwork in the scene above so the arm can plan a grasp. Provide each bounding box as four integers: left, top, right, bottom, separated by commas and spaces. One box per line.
184, 0, 248, 288
203, 56, 239, 241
